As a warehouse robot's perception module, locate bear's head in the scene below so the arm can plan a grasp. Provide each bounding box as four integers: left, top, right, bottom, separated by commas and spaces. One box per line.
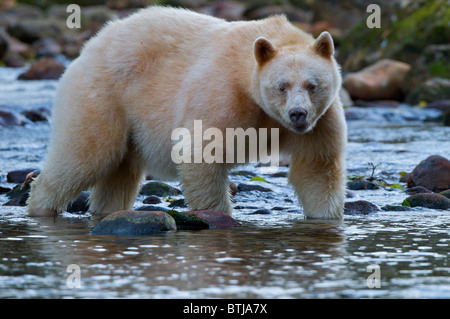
252, 31, 341, 134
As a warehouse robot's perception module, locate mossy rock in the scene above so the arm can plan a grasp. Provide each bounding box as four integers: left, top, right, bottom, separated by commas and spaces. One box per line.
165, 210, 211, 230
338, 0, 450, 73
440, 189, 450, 199
403, 193, 450, 210
381, 204, 412, 212
91, 210, 177, 236
139, 181, 182, 197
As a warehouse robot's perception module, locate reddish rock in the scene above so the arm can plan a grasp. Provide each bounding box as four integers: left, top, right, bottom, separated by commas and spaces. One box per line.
184, 210, 240, 228
407, 155, 450, 193
343, 59, 411, 101
18, 58, 65, 80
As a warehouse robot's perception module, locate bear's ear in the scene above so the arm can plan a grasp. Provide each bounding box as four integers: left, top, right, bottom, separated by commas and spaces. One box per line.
313, 31, 334, 58
254, 37, 276, 65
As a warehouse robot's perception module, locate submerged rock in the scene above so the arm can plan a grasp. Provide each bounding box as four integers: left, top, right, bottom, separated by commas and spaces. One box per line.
91, 210, 177, 236
139, 181, 182, 197
344, 200, 379, 215
183, 210, 240, 228
407, 155, 450, 193
403, 193, 450, 210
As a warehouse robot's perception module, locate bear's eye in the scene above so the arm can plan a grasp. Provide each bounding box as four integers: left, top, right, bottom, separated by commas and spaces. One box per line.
279, 86, 286, 93
307, 83, 317, 92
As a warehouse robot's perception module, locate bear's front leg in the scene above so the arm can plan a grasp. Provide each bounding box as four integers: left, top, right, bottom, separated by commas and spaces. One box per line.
288, 102, 347, 220
179, 162, 233, 215
289, 153, 346, 219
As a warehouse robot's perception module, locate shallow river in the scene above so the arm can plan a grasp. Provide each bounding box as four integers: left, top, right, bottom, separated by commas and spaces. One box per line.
0, 66, 449, 298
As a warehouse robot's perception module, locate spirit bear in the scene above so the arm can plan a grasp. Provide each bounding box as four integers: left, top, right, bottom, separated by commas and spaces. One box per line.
27, 6, 347, 220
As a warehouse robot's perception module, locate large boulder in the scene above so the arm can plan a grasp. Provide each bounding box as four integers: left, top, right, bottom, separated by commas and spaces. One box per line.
407, 155, 450, 193
343, 59, 411, 101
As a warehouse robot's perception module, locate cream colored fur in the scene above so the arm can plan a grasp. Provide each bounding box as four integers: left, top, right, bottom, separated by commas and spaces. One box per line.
27, 6, 347, 219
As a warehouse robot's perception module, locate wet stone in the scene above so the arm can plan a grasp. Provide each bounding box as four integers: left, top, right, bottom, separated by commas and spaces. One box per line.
403, 194, 450, 210
440, 189, 450, 199
6, 168, 38, 183
237, 183, 272, 193
381, 204, 412, 212
405, 186, 433, 195
139, 181, 182, 197
168, 198, 187, 208
344, 200, 379, 215
183, 210, 240, 228
67, 192, 90, 213
142, 195, 162, 205
249, 209, 272, 215
91, 210, 177, 236
347, 179, 379, 190
165, 210, 211, 230
135, 205, 169, 211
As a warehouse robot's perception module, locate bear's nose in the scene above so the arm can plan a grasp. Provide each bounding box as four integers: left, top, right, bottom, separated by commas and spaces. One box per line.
289, 108, 308, 126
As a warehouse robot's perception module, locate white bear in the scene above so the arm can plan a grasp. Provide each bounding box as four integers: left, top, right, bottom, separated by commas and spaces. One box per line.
27, 6, 347, 220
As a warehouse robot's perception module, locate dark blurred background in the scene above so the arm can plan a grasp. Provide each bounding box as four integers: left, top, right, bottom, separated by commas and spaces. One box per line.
0, 0, 449, 108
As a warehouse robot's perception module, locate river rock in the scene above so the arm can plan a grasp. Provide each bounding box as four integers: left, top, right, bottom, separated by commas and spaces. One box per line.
18, 58, 65, 80
237, 183, 272, 192
139, 181, 182, 197
440, 189, 450, 199
142, 195, 162, 205
347, 179, 379, 190
426, 100, 450, 112
406, 78, 450, 105
0, 186, 11, 194
183, 210, 240, 228
407, 155, 450, 192
32, 37, 61, 58
91, 210, 177, 236
67, 191, 90, 213
0, 109, 27, 126
168, 198, 187, 208
165, 210, 211, 230
22, 108, 50, 122
344, 200, 379, 215
6, 168, 38, 183
135, 205, 169, 212
405, 186, 433, 195
343, 59, 411, 101
249, 209, 272, 215
403, 194, 450, 210
381, 204, 411, 212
